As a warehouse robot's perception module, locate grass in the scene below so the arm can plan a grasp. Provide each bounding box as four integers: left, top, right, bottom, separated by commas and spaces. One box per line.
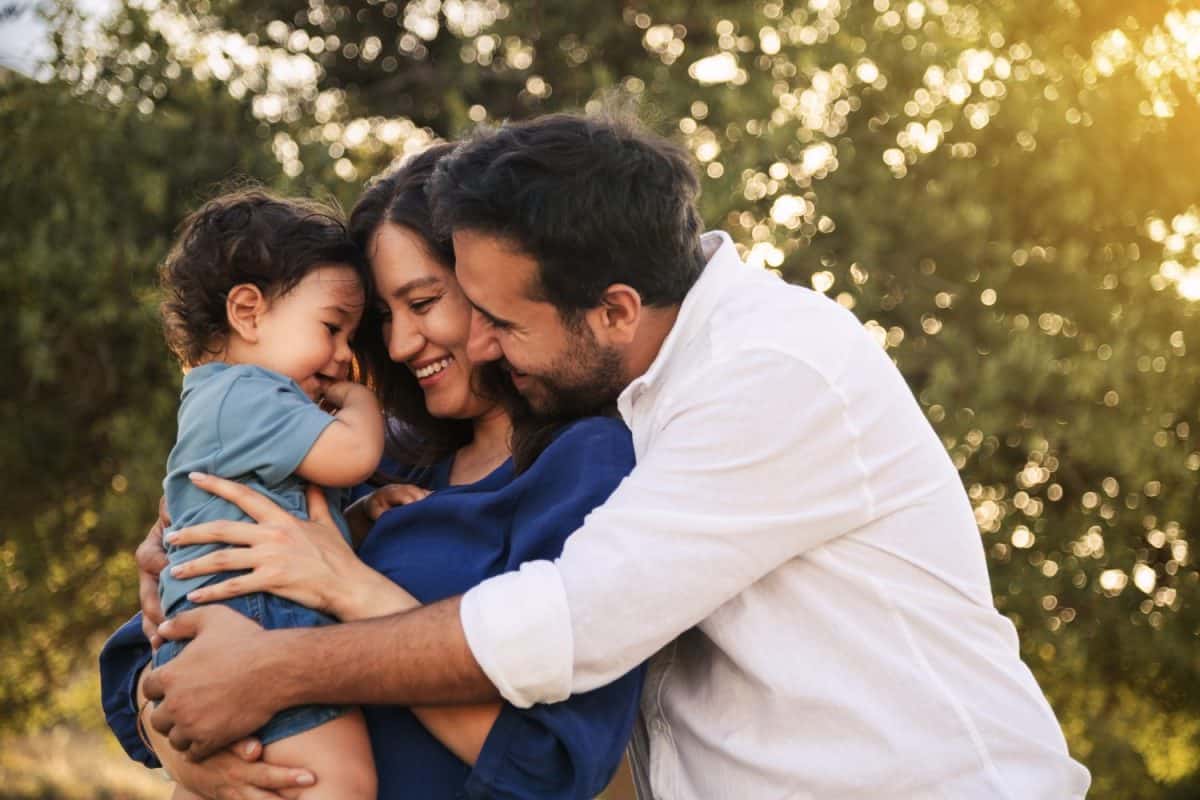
0, 726, 170, 800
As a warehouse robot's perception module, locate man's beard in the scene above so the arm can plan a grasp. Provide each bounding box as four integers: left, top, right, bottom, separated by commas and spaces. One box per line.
519, 332, 626, 419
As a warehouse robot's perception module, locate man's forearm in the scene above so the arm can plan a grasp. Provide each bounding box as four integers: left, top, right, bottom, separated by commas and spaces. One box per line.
274, 595, 500, 708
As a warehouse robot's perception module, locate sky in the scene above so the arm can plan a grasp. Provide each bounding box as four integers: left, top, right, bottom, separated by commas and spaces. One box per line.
0, 0, 112, 76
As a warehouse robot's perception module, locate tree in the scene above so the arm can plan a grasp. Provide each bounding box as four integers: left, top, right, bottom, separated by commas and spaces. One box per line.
3, 1, 1199, 794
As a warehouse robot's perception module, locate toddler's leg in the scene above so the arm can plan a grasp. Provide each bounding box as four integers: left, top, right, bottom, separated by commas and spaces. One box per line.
263, 708, 376, 800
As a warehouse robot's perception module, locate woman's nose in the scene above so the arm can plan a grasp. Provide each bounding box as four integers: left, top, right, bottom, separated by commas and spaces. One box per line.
386, 317, 424, 363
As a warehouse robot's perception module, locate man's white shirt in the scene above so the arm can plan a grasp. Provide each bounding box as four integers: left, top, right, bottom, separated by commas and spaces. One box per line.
461, 231, 1090, 799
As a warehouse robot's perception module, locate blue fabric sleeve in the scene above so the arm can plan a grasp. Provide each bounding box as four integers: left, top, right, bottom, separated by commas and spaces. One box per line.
98, 613, 161, 768
467, 417, 645, 799
216, 371, 335, 487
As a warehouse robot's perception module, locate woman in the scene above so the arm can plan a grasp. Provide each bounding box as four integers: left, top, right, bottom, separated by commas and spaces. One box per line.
100, 143, 644, 799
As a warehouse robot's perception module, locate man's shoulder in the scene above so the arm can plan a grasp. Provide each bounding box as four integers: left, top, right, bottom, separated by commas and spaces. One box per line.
700, 278, 870, 375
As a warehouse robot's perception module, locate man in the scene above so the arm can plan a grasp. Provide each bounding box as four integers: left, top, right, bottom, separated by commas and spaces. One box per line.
141, 114, 1090, 798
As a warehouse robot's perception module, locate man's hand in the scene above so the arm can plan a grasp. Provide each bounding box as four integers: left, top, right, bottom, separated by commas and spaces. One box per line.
138, 497, 171, 649
144, 605, 283, 760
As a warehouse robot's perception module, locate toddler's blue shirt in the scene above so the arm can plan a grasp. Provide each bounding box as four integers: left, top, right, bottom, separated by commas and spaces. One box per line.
159, 362, 348, 613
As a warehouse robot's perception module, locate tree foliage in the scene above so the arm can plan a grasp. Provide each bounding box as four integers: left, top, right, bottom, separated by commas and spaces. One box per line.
2, 1, 1199, 795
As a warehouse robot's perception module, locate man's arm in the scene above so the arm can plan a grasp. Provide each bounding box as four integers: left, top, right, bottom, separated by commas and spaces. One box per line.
462, 349, 880, 705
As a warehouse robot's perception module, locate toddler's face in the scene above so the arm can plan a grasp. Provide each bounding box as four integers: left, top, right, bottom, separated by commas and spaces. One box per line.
252, 265, 365, 401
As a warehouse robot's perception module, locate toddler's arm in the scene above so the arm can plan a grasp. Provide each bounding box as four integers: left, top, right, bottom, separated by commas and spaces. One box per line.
296, 382, 384, 488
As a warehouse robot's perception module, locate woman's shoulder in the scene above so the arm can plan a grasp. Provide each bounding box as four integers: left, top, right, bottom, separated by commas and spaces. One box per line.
527, 415, 634, 476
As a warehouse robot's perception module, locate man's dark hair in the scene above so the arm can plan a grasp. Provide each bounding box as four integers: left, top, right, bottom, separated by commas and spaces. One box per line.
160, 188, 369, 367
429, 113, 706, 315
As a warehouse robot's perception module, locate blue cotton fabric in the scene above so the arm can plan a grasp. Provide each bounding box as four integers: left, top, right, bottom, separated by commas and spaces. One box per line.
158, 362, 348, 613
101, 416, 645, 799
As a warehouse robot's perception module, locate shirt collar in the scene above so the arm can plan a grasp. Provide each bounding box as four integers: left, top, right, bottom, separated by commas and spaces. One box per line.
182, 361, 227, 388
618, 230, 745, 410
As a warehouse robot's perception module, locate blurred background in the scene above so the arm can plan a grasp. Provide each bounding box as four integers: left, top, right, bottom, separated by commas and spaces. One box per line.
2, 0, 1199, 797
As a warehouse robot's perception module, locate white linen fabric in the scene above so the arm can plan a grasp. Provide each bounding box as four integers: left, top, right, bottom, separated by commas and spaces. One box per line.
461, 231, 1091, 799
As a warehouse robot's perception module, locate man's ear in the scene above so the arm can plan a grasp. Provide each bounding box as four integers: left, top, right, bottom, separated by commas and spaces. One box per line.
226, 283, 267, 343
588, 284, 643, 346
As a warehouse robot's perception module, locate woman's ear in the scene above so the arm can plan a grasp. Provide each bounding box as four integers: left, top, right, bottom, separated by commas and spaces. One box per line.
588, 283, 643, 346
226, 283, 266, 343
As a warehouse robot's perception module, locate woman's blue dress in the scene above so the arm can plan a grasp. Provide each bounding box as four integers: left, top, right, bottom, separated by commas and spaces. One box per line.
99, 417, 644, 799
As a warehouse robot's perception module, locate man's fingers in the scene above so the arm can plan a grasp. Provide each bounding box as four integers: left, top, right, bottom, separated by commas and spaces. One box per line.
168, 724, 193, 758
189, 473, 293, 525
187, 738, 222, 761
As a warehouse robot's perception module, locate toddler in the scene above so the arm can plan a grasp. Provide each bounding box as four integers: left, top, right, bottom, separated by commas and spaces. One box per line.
152, 189, 382, 798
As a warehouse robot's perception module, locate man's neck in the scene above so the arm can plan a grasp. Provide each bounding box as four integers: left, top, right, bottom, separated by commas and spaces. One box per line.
623, 304, 681, 385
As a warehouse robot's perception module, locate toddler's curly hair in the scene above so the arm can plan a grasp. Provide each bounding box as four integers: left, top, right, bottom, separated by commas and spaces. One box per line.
160, 188, 369, 367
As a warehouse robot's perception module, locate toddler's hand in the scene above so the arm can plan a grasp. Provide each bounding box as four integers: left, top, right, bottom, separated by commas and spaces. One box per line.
320, 380, 372, 412
362, 483, 431, 521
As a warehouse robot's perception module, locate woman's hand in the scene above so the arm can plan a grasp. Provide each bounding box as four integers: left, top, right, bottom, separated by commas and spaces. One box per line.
166, 476, 419, 621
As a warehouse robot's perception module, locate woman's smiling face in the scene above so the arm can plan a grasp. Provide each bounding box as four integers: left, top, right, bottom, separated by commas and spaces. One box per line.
369, 221, 495, 421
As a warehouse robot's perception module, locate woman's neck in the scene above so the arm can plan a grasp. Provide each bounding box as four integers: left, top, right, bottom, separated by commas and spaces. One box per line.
448, 404, 512, 485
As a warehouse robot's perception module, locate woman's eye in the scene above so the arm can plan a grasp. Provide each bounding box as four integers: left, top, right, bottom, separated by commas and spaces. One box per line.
324, 323, 341, 335
410, 296, 438, 313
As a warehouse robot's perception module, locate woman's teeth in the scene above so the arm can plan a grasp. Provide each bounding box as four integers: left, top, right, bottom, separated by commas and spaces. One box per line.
414, 357, 452, 379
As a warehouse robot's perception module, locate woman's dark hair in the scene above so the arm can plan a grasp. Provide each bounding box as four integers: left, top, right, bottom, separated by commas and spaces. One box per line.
349, 144, 566, 473
349, 144, 471, 470
429, 113, 706, 320
161, 187, 369, 367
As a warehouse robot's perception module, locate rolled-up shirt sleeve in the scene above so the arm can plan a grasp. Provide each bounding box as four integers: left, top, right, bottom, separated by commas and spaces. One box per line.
99, 612, 160, 767
462, 349, 874, 704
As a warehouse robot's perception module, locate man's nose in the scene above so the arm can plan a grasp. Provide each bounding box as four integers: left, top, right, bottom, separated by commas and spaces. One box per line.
466, 309, 503, 364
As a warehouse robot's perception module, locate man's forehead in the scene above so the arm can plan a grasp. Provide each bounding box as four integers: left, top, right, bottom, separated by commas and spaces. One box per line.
453, 231, 539, 302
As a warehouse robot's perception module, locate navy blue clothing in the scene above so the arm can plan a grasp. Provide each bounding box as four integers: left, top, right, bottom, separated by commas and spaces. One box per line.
100, 416, 644, 799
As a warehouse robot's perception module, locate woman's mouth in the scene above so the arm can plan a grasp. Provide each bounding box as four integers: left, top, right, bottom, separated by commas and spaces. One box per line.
414, 357, 453, 385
